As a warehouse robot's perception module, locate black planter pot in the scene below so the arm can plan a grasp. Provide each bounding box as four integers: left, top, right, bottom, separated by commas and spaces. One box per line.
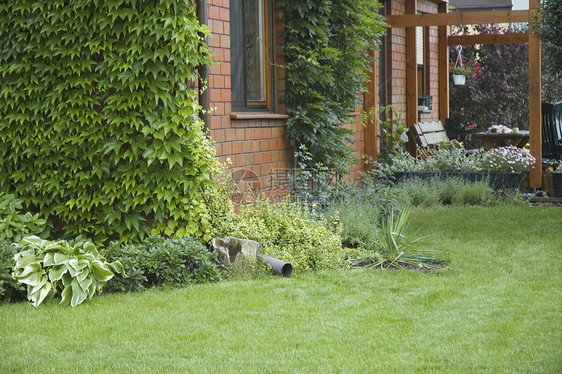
391, 171, 523, 190
488, 172, 523, 190
552, 172, 562, 197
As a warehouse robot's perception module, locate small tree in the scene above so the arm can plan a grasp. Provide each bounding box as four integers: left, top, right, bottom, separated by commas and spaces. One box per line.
449, 24, 529, 131
536, 0, 562, 73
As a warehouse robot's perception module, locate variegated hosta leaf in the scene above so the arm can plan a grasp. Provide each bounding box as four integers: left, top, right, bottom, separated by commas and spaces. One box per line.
43, 252, 56, 266
70, 280, 88, 307
53, 252, 70, 266
13, 250, 37, 269
48, 265, 67, 282
29, 281, 52, 308
91, 261, 114, 282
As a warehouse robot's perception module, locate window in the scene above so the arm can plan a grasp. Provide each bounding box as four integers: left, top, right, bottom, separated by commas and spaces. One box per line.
416, 26, 428, 97
230, 0, 274, 111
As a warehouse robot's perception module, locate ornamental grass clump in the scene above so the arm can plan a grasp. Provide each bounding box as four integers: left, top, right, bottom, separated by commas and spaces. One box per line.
479, 146, 536, 173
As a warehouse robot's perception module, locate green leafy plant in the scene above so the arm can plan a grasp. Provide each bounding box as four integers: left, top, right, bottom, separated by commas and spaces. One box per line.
0, 0, 217, 243
104, 236, 221, 292
12, 236, 124, 307
229, 198, 347, 272
288, 145, 342, 207
0, 238, 26, 303
354, 206, 439, 270
0, 194, 48, 242
323, 196, 381, 250
377, 105, 409, 158
279, 0, 386, 171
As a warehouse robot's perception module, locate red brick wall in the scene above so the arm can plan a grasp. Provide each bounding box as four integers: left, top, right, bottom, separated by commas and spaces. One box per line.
204, 0, 443, 195
206, 1, 293, 200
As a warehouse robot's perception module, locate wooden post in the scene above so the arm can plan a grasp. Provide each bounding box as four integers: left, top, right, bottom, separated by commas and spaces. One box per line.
438, 2, 449, 124
406, 0, 418, 155
529, 0, 542, 188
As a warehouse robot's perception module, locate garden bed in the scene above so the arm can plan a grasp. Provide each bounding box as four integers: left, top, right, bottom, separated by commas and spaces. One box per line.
391, 171, 524, 190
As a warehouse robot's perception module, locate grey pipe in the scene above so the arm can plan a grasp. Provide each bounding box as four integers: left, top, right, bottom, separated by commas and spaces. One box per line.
197, 0, 211, 131
259, 255, 293, 277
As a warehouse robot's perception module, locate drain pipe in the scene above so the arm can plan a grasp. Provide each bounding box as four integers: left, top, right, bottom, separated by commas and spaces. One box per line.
197, 0, 211, 131
259, 255, 293, 277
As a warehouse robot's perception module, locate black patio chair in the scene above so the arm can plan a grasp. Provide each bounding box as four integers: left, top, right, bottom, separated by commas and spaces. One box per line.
541, 102, 562, 163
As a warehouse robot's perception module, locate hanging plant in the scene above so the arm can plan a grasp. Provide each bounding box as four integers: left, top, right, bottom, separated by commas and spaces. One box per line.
450, 46, 482, 85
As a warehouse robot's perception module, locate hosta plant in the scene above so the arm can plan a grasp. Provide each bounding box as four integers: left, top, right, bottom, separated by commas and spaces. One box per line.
12, 236, 124, 307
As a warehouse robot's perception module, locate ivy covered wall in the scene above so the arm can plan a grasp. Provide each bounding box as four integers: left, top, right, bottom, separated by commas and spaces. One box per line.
0, 0, 218, 242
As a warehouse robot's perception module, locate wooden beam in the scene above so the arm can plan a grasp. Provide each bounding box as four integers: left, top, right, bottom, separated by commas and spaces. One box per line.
528, 0, 542, 187
448, 33, 529, 45
387, 10, 530, 27
438, 2, 449, 124
405, 0, 418, 150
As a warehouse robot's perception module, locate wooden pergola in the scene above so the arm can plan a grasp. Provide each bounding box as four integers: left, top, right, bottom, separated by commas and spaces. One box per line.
386, 0, 543, 187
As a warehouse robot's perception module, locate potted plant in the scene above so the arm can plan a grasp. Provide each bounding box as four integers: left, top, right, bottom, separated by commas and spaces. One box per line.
449, 60, 482, 86
476, 146, 536, 189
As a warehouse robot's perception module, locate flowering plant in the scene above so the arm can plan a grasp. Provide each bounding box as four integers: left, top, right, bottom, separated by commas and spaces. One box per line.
478, 146, 535, 173
449, 60, 482, 78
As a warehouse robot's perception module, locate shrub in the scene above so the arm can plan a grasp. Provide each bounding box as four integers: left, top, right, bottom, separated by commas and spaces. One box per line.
229, 199, 347, 272
12, 236, 124, 307
104, 236, 221, 292
323, 197, 380, 250
0, 238, 26, 303
0, 0, 217, 243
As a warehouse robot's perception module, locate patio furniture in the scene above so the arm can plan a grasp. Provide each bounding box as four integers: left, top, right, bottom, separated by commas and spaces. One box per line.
475, 130, 530, 150
412, 121, 450, 149
445, 117, 475, 143
541, 102, 562, 161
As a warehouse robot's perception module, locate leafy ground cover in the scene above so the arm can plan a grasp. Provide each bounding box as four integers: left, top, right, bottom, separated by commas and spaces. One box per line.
1, 205, 560, 373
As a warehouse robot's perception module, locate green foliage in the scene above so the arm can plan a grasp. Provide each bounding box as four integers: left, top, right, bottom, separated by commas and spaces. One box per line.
375, 105, 409, 160
288, 145, 341, 207
391, 178, 493, 207
0, 0, 217, 243
0, 193, 48, 242
354, 206, 438, 270
229, 199, 347, 272
12, 236, 124, 307
323, 195, 380, 250
0, 238, 25, 303
104, 235, 221, 292
536, 0, 562, 75
279, 0, 386, 171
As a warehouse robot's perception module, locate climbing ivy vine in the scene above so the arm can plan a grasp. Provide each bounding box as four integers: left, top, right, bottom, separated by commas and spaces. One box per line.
278, 0, 386, 171
0, 0, 218, 243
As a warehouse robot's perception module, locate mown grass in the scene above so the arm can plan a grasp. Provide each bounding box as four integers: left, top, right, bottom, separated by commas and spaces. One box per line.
1, 205, 560, 373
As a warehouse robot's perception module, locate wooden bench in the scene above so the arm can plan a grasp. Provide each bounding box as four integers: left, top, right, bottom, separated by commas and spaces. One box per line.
411, 121, 450, 149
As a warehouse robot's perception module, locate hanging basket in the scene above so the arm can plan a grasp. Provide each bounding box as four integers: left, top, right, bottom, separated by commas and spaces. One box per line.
452, 74, 466, 85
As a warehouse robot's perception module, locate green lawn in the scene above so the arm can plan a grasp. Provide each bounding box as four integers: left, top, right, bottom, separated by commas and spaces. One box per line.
1, 205, 561, 373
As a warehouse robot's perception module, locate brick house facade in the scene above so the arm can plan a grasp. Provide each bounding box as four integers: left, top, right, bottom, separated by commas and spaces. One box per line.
202, 0, 444, 197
